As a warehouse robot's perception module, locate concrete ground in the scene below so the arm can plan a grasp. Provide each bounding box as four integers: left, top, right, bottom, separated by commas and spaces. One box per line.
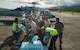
52, 12, 80, 50
0, 12, 80, 50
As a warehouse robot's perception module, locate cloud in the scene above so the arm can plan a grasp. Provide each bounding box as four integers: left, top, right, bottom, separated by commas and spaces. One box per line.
4, 0, 17, 1
3, 0, 80, 5
1, 0, 80, 6
4, 0, 39, 2
44, 0, 80, 6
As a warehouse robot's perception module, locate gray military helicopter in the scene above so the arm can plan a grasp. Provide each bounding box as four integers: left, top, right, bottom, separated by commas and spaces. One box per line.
0, 0, 55, 18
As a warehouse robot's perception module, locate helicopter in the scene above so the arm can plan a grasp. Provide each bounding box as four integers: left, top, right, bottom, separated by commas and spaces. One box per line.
0, 0, 55, 18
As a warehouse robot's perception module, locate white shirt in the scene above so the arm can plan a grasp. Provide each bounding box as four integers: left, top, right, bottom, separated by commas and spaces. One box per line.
32, 15, 36, 20
30, 21, 37, 31
18, 16, 27, 23
44, 19, 51, 27
38, 16, 43, 22
20, 24, 26, 31
22, 13, 26, 17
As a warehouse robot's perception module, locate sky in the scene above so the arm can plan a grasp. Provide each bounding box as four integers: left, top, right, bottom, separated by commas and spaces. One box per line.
0, 0, 80, 9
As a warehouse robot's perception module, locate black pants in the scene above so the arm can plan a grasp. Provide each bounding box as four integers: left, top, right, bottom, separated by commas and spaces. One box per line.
48, 35, 58, 50
59, 32, 63, 50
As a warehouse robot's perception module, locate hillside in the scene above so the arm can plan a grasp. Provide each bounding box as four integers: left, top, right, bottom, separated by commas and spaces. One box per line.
0, 8, 9, 11
49, 5, 80, 12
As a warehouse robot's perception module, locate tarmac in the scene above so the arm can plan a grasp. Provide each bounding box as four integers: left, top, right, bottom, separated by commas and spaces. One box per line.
0, 12, 80, 50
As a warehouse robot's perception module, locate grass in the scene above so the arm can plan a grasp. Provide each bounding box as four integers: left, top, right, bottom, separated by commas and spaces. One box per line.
49, 9, 80, 15
50, 10, 80, 15
0, 8, 8, 11
61, 11, 80, 15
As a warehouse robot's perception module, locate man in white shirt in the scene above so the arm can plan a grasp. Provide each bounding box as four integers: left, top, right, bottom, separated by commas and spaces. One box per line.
18, 12, 27, 26
44, 16, 51, 28
36, 13, 44, 28
28, 17, 38, 37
